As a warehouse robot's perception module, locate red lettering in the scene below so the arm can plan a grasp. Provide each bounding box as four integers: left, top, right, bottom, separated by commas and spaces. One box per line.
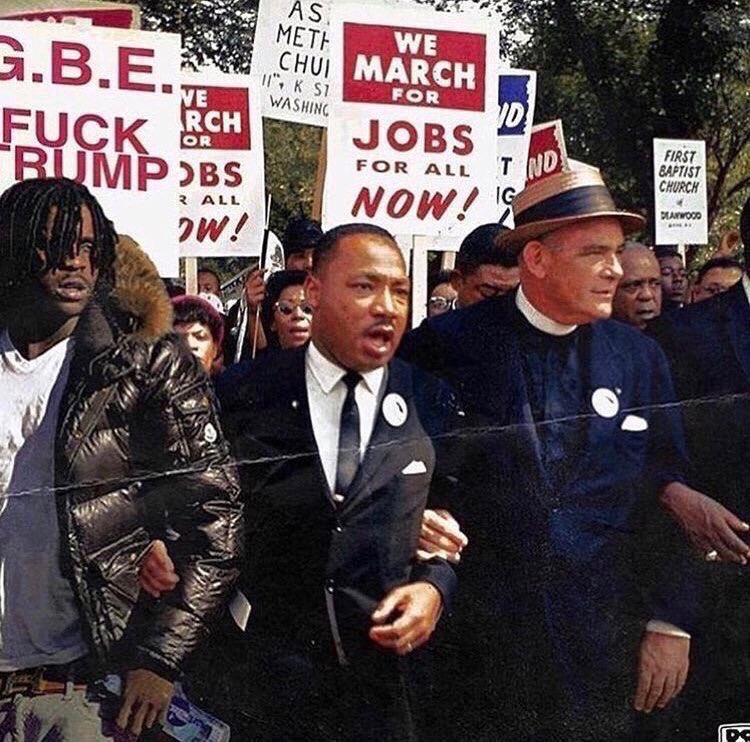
73, 114, 107, 151
199, 162, 219, 187
225, 162, 242, 187
424, 123, 446, 154
14, 145, 46, 179
179, 161, 193, 187
0, 35, 24, 81
114, 118, 147, 154
196, 216, 230, 242
352, 186, 384, 218
353, 119, 379, 150
386, 189, 414, 218
118, 47, 156, 92
137, 157, 168, 191
2, 109, 30, 143
453, 125, 473, 155
387, 121, 417, 152
92, 152, 131, 189
51, 41, 91, 85
417, 189, 456, 220
36, 111, 67, 148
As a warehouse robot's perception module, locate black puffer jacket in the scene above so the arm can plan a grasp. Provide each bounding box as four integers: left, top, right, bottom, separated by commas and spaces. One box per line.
50, 238, 243, 680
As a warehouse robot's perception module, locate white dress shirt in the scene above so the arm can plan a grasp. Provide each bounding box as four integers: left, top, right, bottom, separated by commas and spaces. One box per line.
743, 272, 750, 304
306, 341, 385, 495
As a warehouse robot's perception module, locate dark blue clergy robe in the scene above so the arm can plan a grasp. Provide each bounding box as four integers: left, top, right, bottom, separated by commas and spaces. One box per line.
399, 293, 699, 738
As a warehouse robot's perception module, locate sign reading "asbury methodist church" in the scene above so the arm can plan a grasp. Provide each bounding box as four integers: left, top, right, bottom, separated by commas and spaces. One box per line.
323, 3, 499, 237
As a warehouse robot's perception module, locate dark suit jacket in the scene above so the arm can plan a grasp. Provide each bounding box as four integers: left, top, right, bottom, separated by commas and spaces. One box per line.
649, 279, 750, 520
399, 294, 697, 704
216, 346, 458, 664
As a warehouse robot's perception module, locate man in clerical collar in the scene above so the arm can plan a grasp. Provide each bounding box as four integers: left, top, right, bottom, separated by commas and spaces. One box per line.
399, 163, 747, 741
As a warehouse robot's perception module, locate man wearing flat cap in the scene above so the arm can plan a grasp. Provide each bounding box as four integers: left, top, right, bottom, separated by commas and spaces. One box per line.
399, 163, 725, 739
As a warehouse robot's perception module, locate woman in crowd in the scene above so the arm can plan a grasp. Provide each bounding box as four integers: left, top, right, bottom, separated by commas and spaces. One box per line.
172, 293, 225, 376
260, 270, 312, 350
428, 269, 457, 317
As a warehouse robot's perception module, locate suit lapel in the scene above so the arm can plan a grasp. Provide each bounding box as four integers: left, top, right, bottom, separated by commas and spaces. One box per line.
258, 348, 331, 504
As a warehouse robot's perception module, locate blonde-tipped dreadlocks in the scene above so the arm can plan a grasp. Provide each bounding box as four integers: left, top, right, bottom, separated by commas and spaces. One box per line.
0, 177, 117, 294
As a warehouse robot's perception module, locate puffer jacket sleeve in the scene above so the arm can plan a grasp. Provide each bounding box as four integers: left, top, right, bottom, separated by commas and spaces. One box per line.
118, 334, 243, 679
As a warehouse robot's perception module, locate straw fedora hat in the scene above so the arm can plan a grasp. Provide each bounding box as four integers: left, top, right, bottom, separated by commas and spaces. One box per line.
496, 163, 646, 253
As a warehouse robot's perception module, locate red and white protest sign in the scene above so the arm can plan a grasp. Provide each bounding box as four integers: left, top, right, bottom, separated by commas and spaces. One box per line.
323, 4, 499, 237
526, 119, 568, 186
0, 20, 181, 275
0, 0, 139, 29
180, 72, 265, 257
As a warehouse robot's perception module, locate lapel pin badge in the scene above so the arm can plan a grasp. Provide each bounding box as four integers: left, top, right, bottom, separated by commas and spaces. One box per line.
591, 388, 619, 418
383, 393, 408, 427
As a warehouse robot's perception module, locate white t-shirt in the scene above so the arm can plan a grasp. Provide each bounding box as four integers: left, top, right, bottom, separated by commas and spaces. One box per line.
0, 329, 87, 670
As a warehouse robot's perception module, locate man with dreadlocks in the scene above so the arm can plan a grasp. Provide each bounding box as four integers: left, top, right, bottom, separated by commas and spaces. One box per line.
0, 177, 243, 740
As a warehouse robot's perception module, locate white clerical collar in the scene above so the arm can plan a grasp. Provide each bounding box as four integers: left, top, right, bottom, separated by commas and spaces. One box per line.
742, 273, 750, 306
306, 340, 384, 395
515, 285, 578, 336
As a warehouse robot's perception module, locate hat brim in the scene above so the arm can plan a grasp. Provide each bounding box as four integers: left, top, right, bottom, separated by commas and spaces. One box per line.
495, 211, 646, 253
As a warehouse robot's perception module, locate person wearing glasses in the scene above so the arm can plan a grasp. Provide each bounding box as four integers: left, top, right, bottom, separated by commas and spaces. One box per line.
427, 270, 458, 318
260, 270, 313, 350
612, 242, 663, 330
691, 256, 743, 303
450, 222, 518, 308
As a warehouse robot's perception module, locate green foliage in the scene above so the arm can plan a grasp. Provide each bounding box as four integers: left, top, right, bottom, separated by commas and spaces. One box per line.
129, 0, 750, 266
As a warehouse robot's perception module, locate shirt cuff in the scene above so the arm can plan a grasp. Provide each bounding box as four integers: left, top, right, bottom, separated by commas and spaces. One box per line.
646, 619, 691, 639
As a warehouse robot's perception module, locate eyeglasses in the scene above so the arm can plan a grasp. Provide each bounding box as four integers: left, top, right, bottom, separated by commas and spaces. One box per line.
428, 296, 453, 311
274, 300, 313, 316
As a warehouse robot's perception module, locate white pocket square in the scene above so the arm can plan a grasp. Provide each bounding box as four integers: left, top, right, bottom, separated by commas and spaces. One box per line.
621, 414, 648, 432
401, 460, 427, 475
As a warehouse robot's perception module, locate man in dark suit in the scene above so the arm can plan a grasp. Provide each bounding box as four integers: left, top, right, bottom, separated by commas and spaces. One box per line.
400, 164, 703, 740
212, 223, 459, 741
648, 198, 750, 736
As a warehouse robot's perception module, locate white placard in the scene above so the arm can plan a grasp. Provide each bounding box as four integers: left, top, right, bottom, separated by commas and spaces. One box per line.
496, 70, 536, 227
323, 3, 499, 237
0, 21, 181, 275
251, 0, 330, 127
180, 72, 265, 258
251, 0, 418, 127
653, 138, 708, 245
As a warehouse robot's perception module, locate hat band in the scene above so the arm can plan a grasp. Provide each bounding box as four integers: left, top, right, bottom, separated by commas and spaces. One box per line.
514, 185, 617, 228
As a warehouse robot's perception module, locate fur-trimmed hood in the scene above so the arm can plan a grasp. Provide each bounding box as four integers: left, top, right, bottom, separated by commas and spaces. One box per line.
110, 235, 173, 341
71, 235, 174, 365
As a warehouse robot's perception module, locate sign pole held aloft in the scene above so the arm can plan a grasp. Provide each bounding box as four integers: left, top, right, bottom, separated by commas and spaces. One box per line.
251, 193, 274, 359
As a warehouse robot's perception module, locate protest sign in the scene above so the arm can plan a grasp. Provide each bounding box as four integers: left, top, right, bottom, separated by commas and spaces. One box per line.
526, 119, 568, 186
323, 3, 499, 237
0, 0, 139, 29
497, 70, 536, 227
0, 20, 181, 275
653, 138, 708, 245
180, 72, 265, 258
251, 0, 329, 127
251, 0, 418, 127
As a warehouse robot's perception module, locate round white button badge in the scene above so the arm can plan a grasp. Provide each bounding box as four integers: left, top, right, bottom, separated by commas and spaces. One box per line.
382, 393, 408, 427
591, 388, 619, 418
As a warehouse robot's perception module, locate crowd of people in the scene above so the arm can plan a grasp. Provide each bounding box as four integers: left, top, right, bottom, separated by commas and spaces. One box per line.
0, 167, 748, 742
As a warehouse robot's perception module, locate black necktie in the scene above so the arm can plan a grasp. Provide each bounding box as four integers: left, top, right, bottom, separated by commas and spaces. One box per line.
335, 371, 362, 498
